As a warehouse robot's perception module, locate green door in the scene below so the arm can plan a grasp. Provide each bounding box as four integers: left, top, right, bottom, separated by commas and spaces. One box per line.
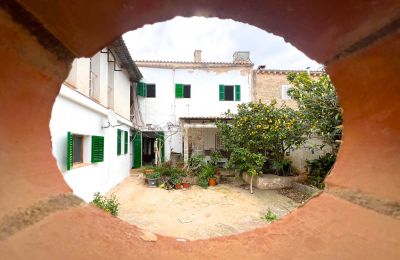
133, 131, 142, 168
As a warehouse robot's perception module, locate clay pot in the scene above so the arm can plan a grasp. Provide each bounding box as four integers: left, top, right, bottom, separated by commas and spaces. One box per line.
175, 183, 182, 189
144, 169, 154, 175
208, 178, 217, 186
182, 182, 190, 189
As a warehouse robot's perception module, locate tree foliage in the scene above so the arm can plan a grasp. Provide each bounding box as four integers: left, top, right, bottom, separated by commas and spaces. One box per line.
216, 101, 306, 176
287, 72, 342, 151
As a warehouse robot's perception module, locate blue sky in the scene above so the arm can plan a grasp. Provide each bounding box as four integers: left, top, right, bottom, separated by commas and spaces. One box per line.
124, 16, 322, 70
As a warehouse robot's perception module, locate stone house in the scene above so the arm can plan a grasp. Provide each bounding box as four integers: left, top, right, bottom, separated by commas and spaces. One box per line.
50, 38, 142, 201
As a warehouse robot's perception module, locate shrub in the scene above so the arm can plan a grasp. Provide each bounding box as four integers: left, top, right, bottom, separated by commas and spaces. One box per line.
261, 208, 278, 222
198, 164, 215, 188
188, 154, 206, 176
146, 172, 161, 179
210, 150, 222, 167
271, 158, 293, 176
91, 192, 120, 216
306, 153, 336, 189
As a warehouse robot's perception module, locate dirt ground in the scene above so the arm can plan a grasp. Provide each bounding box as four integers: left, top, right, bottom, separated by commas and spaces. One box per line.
108, 171, 300, 241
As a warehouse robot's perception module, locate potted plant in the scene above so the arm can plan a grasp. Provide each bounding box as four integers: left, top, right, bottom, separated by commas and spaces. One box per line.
169, 171, 182, 189
210, 150, 222, 176
181, 171, 191, 189
198, 164, 217, 187
146, 172, 160, 187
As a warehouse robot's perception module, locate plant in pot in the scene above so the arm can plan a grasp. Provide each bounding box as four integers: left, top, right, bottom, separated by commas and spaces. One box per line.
210, 150, 222, 176
180, 171, 191, 189
146, 172, 161, 187
198, 164, 217, 188
169, 171, 182, 189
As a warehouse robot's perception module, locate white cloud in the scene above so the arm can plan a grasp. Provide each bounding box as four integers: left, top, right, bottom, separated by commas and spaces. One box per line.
123, 16, 322, 70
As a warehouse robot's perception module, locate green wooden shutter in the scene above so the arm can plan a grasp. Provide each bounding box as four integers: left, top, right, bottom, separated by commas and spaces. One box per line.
137, 82, 147, 97
136, 82, 142, 96
235, 85, 241, 101
67, 132, 73, 170
117, 129, 121, 155
219, 85, 225, 101
157, 132, 165, 162
124, 131, 128, 154
91, 136, 104, 163
175, 83, 184, 98
133, 131, 142, 168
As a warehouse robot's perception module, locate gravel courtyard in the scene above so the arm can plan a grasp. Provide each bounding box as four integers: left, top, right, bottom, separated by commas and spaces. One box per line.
108, 171, 301, 241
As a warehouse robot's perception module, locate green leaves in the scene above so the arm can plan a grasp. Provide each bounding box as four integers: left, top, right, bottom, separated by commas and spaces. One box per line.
216, 101, 306, 174
287, 72, 342, 151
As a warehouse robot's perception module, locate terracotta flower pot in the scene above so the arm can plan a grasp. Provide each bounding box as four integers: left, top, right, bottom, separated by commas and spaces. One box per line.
182, 182, 190, 189
208, 178, 217, 186
175, 183, 182, 189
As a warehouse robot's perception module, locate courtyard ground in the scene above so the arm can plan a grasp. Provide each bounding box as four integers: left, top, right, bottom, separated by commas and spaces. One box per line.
108, 170, 301, 241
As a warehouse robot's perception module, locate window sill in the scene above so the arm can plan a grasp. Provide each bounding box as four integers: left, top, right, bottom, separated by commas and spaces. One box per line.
72, 163, 91, 169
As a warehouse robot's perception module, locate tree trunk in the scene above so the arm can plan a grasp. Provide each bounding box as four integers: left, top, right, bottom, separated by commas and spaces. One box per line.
250, 174, 254, 194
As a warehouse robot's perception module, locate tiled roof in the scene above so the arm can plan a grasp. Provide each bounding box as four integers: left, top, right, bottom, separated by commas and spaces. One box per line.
109, 38, 143, 81
256, 68, 324, 76
180, 116, 232, 120
135, 60, 253, 66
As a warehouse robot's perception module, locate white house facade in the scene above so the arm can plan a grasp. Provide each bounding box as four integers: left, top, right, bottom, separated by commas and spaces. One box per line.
134, 51, 253, 164
50, 39, 142, 202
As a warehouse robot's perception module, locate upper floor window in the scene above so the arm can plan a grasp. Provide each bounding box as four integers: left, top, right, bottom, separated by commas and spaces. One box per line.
219, 85, 240, 101
137, 82, 156, 98
175, 84, 191, 98
281, 85, 292, 100
146, 84, 156, 98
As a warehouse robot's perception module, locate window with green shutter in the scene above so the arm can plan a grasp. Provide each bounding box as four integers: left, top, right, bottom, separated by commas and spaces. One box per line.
91, 136, 104, 163
176, 84, 191, 98
67, 132, 73, 170
219, 85, 225, 101
124, 131, 128, 154
219, 85, 239, 101
117, 129, 121, 155
235, 85, 241, 101
175, 83, 183, 98
137, 82, 146, 97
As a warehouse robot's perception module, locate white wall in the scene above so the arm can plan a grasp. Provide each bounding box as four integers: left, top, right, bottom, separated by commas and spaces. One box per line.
137, 66, 252, 160
113, 68, 131, 119
50, 85, 132, 202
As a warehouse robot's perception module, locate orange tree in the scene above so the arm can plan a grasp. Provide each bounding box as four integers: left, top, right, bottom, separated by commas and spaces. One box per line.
216, 101, 306, 176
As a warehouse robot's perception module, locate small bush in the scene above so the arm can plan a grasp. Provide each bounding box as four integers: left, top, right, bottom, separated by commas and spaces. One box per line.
306, 153, 336, 189
188, 154, 206, 176
146, 172, 161, 179
91, 192, 120, 216
262, 208, 278, 222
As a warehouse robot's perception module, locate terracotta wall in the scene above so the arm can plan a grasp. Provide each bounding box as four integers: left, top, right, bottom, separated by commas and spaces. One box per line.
0, 0, 399, 259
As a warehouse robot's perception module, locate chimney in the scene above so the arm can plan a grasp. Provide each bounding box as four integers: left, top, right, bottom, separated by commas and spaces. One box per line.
194, 50, 202, 63
233, 51, 250, 63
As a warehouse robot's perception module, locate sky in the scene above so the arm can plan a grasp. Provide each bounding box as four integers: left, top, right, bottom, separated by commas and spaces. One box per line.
123, 16, 322, 70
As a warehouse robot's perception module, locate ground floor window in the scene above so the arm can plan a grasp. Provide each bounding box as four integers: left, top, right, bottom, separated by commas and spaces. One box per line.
73, 135, 84, 164
67, 132, 104, 170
